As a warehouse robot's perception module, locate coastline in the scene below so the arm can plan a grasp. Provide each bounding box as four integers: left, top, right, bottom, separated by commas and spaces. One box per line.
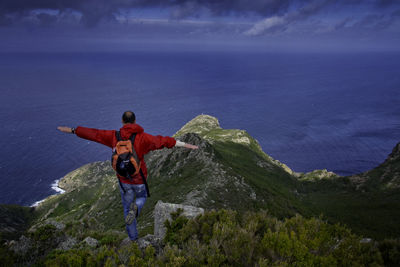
30, 179, 66, 207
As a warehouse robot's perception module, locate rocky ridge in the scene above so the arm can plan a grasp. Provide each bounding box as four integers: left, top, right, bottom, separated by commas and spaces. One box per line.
349, 142, 400, 191
175, 114, 296, 176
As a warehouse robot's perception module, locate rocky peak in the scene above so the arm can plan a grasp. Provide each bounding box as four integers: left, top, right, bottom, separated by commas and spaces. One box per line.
174, 115, 295, 175
174, 114, 221, 137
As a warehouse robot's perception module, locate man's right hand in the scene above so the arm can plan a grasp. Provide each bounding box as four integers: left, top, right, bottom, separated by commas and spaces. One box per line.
57, 126, 73, 134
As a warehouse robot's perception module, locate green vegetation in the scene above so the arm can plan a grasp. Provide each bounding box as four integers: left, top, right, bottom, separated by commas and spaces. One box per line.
296, 166, 400, 240
163, 209, 385, 266
212, 140, 304, 217
4, 209, 400, 266
1, 114, 400, 265
33, 162, 125, 233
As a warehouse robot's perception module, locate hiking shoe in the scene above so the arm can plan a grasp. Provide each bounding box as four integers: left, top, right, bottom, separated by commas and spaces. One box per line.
125, 202, 138, 225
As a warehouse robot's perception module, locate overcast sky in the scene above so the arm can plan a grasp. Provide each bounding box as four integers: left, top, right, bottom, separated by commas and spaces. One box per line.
1, 0, 400, 52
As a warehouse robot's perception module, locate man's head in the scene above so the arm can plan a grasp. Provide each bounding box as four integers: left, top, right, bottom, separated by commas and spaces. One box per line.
122, 111, 136, 124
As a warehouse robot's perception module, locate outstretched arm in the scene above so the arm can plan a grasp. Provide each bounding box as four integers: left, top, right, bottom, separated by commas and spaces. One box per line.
57, 126, 115, 148
141, 133, 198, 154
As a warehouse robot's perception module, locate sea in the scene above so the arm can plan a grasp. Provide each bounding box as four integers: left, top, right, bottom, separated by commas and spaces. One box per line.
0, 50, 399, 206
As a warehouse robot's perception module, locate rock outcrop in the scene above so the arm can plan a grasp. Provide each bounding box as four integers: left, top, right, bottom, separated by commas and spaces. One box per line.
299, 169, 338, 181
83, 237, 99, 248
349, 142, 400, 190
120, 201, 204, 253
9, 235, 33, 255
154, 200, 204, 239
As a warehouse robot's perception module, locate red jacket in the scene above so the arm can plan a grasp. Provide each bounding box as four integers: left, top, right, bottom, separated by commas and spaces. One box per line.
75, 123, 176, 184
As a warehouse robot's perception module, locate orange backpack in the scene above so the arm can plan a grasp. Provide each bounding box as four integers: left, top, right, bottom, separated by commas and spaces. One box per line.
111, 132, 150, 196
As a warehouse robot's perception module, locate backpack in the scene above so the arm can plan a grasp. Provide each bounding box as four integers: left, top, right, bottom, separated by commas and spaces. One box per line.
111, 131, 150, 196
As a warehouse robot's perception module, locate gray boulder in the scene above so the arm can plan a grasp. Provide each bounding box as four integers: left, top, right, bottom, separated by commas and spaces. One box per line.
29, 219, 65, 233
46, 219, 66, 230
9, 235, 33, 255
83, 236, 99, 247
137, 234, 163, 253
58, 237, 78, 250
154, 200, 204, 239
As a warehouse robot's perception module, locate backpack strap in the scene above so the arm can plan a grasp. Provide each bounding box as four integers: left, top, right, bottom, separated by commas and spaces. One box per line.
115, 131, 122, 141
115, 131, 126, 193
129, 133, 137, 142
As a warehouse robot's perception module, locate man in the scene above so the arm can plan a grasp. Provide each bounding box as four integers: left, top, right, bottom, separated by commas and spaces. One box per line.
57, 111, 198, 241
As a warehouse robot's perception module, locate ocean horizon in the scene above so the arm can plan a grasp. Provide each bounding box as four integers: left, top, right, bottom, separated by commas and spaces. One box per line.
1, 50, 399, 206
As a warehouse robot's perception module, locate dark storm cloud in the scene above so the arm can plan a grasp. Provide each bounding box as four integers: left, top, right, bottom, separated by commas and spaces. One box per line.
0, 0, 399, 28
0, 0, 297, 27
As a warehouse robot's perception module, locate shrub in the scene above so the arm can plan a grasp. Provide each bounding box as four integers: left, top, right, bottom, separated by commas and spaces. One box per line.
11, 209, 399, 266
43, 249, 95, 267
30, 224, 59, 242
163, 209, 384, 266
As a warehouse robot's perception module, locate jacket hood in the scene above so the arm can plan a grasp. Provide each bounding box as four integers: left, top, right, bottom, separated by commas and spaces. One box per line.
119, 123, 144, 139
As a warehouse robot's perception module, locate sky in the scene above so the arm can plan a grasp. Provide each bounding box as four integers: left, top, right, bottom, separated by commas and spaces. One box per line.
1, 0, 400, 52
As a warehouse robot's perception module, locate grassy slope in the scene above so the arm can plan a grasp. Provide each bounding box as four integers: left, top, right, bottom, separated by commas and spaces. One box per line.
211, 141, 306, 217
300, 171, 400, 239
34, 162, 126, 233
301, 189, 400, 239
299, 144, 400, 239
18, 115, 400, 240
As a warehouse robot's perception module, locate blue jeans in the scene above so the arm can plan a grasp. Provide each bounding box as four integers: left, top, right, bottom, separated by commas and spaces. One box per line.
119, 182, 147, 240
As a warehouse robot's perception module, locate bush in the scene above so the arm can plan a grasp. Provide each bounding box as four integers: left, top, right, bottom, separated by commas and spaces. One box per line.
163, 209, 384, 266
43, 249, 95, 267
30, 224, 59, 242
8, 209, 399, 266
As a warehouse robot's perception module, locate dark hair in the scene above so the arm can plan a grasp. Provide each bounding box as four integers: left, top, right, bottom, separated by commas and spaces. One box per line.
122, 111, 136, 124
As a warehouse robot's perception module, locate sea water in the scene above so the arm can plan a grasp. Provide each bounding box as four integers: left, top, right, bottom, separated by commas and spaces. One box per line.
0, 51, 399, 206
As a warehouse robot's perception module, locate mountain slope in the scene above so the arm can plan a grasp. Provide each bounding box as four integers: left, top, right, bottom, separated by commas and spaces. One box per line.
33, 115, 309, 237
299, 142, 400, 239
8, 114, 400, 240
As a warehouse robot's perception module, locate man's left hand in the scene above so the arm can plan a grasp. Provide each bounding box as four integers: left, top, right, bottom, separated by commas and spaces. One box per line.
184, 143, 199, 150
57, 126, 73, 133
